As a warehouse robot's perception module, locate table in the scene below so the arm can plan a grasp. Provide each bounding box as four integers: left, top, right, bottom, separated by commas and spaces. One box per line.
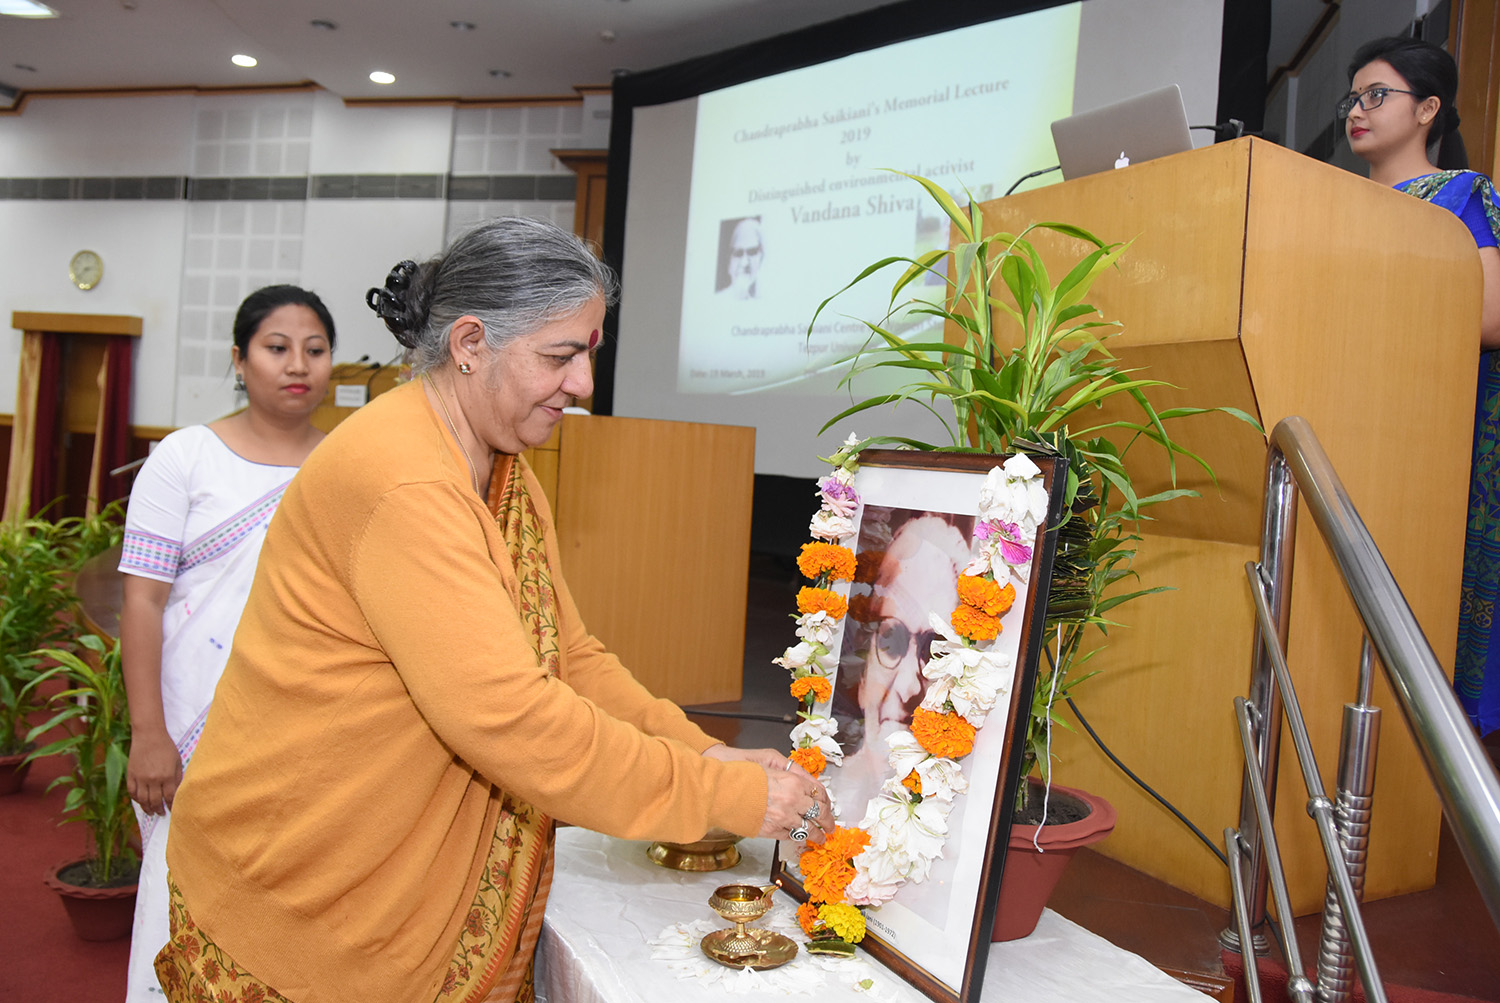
537, 827, 1211, 1003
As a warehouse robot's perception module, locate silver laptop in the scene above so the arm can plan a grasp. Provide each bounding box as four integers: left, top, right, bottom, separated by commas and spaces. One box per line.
1050, 84, 1194, 181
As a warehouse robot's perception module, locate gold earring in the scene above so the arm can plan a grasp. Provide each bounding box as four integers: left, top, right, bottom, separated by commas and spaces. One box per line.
459, 362, 473, 375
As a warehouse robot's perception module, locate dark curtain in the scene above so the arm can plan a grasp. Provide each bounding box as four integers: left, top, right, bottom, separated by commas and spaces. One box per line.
99, 336, 134, 508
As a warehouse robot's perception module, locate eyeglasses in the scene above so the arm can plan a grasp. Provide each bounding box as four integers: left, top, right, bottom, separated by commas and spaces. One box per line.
1336, 86, 1420, 119
729, 245, 763, 259
870, 617, 940, 670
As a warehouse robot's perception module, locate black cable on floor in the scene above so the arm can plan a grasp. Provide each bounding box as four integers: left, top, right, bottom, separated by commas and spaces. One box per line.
1066, 695, 1229, 867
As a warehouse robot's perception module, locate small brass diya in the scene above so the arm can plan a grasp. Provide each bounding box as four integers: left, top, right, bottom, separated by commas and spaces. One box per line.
646, 828, 743, 871
700, 883, 797, 970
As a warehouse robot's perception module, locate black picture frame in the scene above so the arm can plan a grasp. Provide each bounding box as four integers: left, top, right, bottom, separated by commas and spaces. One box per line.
771, 449, 1068, 1003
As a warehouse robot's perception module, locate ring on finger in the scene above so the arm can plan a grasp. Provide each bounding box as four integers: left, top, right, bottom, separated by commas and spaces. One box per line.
801, 802, 820, 821
789, 826, 809, 842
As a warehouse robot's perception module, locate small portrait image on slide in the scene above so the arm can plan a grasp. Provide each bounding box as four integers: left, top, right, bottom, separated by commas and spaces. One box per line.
714, 215, 765, 299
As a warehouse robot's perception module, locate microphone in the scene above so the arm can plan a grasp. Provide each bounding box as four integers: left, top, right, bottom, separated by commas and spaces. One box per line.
1004, 164, 1061, 197
1191, 119, 1246, 141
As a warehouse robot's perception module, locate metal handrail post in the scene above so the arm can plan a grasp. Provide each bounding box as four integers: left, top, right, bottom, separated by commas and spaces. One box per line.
1221, 429, 1298, 953
1271, 418, 1500, 929
1314, 638, 1381, 1003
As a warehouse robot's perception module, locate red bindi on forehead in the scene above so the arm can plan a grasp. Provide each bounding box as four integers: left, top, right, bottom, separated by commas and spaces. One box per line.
588, 328, 600, 349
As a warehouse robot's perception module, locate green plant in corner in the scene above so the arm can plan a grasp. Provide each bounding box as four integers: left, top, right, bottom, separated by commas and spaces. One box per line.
0, 500, 125, 759
24, 633, 138, 886
0, 516, 82, 758
810, 173, 1258, 812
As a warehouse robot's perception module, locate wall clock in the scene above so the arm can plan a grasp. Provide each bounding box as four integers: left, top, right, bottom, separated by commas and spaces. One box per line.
69, 249, 103, 291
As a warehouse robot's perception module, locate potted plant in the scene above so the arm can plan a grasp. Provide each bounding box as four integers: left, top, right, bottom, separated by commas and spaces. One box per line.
23, 633, 140, 941
805, 173, 1255, 939
0, 515, 83, 793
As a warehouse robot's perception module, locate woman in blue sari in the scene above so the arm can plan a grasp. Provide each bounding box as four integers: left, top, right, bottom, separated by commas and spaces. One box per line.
1344, 37, 1500, 734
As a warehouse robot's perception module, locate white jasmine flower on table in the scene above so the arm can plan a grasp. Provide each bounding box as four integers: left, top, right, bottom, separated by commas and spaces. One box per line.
790, 715, 844, 764
884, 731, 968, 803
795, 610, 839, 646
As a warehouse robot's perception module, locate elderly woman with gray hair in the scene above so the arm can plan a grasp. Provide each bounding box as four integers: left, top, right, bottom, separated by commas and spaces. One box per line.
155, 217, 832, 1003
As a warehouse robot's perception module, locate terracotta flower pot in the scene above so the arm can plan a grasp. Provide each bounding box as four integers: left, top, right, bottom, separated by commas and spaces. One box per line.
43, 859, 139, 942
992, 783, 1116, 942
0, 746, 33, 796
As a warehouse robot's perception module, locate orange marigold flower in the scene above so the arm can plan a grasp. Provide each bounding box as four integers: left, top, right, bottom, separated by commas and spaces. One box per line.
797, 901, 821, 934
798, 542, 857, 583
951, 602, 1001, 641
789, 675, 833, 704
901, 770, 923, 795
993, 582, 1017, 617
956, 575, 1006, 615
799, 839, 857, 904
912, 706, 977, 759
797, 586, 849, 620
847, 592, 875, 623
790, 745, 827, 777
817, 825, 872, 863
854, 549, 886, 584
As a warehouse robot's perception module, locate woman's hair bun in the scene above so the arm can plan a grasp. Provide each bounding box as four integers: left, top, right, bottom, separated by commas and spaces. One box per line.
366, 259, 431, 349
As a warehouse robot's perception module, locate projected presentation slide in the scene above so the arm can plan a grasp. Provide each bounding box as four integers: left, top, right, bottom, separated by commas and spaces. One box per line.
676, 4, 1080, 396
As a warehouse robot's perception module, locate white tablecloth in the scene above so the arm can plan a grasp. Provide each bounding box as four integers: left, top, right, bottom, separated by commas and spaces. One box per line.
536, 827, 1210, 1003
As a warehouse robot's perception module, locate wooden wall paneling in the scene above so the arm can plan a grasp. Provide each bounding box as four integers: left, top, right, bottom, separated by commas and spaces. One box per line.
1454, 0, 1500, 178
552, 415, 753, 706
1047, 534, 1259, 905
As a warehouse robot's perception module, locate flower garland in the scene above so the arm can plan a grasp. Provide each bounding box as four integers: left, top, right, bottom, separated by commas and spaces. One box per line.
777, 435, 1049, 947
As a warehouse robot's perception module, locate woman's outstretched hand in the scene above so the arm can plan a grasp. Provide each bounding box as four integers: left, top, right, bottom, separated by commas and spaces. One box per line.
702, 744, 834, 841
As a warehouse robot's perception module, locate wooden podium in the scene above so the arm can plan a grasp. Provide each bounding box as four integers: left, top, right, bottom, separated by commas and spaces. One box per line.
977, 137, 1479, 912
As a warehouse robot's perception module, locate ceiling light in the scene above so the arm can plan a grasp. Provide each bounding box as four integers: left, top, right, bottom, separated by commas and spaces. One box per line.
0, 0, 59, 17
310, 18, 337, 30
599, 29, 616, 42
231, 54, 258, 68
488, 69, 511, 79
450, 20, 475, 31
369, 70, 396, 85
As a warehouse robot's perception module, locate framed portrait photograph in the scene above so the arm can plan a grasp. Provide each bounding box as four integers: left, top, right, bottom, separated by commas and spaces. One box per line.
772, 449, 1068, 1003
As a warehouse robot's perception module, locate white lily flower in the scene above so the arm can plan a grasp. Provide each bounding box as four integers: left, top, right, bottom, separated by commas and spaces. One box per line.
809, 507, 856, 541
773, 641, 818, 670
885, 731, 968, 803
795, 611, 839, 646
858, 780, 951, 883
1001, 452, 1041, 481
846, 855, 903, 906
790, 715, 844, 764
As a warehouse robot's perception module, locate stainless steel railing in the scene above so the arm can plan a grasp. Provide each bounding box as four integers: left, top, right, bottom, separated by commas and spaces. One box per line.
1225, 416, 1500, 1003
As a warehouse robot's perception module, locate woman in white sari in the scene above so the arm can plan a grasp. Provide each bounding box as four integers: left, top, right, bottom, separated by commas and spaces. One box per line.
119, 285, 334, 1001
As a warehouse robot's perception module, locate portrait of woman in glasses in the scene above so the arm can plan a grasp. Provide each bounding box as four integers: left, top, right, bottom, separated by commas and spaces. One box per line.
1341, 37, 1500, 736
